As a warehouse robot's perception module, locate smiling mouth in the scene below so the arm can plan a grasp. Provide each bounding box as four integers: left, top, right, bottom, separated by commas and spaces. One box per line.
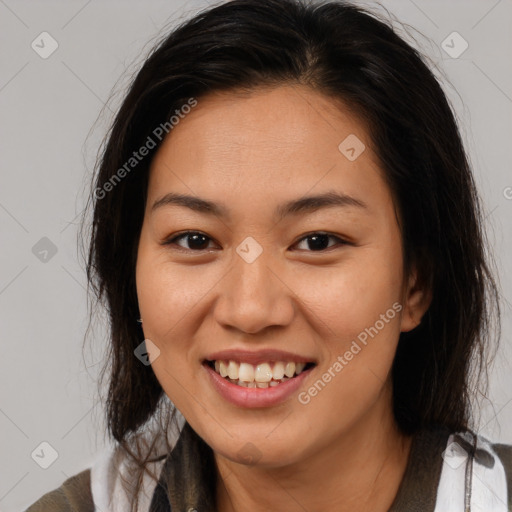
204, 359, 316, 388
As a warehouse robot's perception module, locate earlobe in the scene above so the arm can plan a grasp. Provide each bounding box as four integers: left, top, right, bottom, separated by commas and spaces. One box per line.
400, 268, 432, 333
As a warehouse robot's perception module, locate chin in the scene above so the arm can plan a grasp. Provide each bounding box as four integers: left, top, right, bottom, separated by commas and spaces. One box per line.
209, 429, 306, 468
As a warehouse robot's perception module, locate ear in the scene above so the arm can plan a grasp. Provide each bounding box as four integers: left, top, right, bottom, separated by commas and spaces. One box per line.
400, 266, 432, 333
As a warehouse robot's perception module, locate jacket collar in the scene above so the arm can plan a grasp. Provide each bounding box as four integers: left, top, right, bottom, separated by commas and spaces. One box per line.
151, 422, 452, 512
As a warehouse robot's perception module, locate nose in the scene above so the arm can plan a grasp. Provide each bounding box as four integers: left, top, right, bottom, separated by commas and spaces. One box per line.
213, 249, 295, 335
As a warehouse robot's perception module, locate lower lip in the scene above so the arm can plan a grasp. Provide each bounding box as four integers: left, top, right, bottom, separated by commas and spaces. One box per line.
202, 362, 314, 408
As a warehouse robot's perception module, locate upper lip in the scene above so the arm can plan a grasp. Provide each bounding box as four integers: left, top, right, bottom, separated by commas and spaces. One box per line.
203, 349, 316, 365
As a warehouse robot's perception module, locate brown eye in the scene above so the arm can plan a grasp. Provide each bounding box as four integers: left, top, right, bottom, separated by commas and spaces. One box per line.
163, 231, 215, 251
293, 232, 348, 252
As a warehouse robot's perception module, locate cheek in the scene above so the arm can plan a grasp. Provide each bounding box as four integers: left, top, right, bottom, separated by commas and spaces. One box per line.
295, 249, 403, 340
293, 260, 403, 438
136, 256, 204, 415
135, 247, 219, 403
136, 248, 211, 340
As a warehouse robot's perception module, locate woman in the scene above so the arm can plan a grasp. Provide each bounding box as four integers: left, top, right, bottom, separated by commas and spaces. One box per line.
26, 0, 511, 510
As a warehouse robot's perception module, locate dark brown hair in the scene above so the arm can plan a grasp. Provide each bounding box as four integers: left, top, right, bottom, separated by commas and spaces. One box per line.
80, 0, 501, 507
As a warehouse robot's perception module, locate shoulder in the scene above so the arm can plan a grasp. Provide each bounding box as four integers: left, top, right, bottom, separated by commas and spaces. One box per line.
491, 439, 512, 509
493, 439, 512, 469
392, 425, 512, 511
24, 469, 94, 512
449, 429, 512, 476
436, 429, 512, 511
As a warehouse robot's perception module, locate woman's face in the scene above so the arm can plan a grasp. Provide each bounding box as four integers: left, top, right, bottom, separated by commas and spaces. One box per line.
136, 85, 428, 467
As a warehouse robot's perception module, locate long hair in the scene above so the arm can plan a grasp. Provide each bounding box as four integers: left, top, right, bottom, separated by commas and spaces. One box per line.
80, 0, 501, 508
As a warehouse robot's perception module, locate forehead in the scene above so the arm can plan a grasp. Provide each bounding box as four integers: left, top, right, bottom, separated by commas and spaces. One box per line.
147, 85, 387, 215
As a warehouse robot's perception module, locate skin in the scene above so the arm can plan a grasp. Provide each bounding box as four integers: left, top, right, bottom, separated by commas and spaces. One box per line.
136, 84, 432, 512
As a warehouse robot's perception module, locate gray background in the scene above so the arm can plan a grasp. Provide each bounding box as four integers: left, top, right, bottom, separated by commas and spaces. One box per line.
0, 0, 511, 509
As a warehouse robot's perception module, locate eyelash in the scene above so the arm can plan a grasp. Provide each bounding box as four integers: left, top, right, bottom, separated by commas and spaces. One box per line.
161, 231, 349, 252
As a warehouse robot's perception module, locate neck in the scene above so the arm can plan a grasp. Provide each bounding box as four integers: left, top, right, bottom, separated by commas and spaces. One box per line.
214, 389, 412, 512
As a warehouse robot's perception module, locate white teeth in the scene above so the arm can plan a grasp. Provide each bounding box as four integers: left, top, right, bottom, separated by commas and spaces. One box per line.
295, 362, 306, 375
284, 362, 296, 378
255, 363, 272, 383
210, 359, 312, 386
227, 360, 239, 380
238, 362, 255, 382
272, 361, 285, 380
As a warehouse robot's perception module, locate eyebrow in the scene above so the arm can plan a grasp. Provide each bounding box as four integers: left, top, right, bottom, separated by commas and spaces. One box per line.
151, 190, 368, 220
